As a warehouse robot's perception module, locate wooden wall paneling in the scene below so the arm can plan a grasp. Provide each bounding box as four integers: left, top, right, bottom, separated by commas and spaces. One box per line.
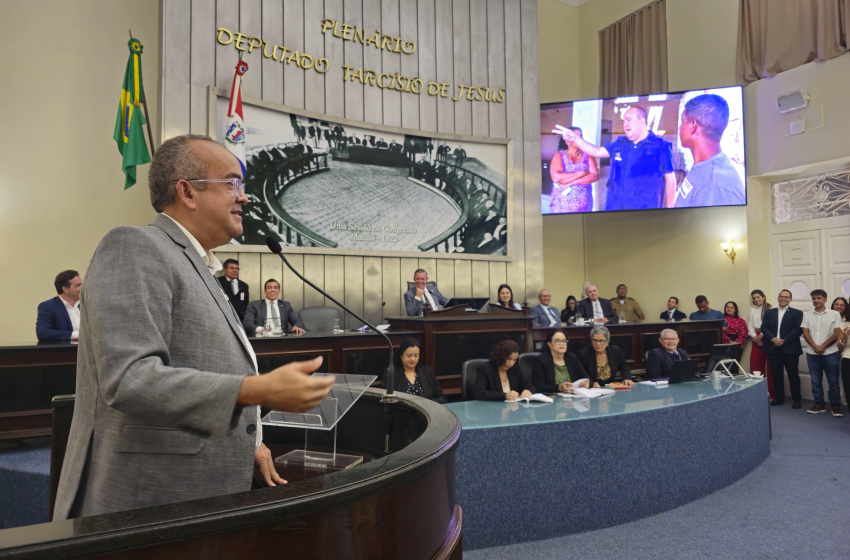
486, 0, 506, 139
343, 256, 365, 330
489, 260, 509, 301
436, 259, 455, 301
399, 257, 419, 301
416, 0, 437, 133
190, 0, 215, 135
362, 256, 383, 324
303, 254, 326, 308
399, 0, 420, 130
381, 257, 402, 318
454, 260, 472, 298
519, 0, 542, 296
282, 0, 305, 109
216, 252, 238, 268
260, 253, 284, 295
503, 0, 525, 296
238, 0, 263, 99
324, 255, 346, 318
303, 1, 326, 114
261, 0, 285, 105
362, 0, 383, 124
324, 0, 346, 119
380, 0, 402, 127
418, 258, 438, 283
452, 0, 472, 137
469, 0, 489, 137
434, 0, 454, 133
215, 0, 240, 91
342, 0, 365, 121
163, 0, 192, 138
471, 261, 490, 298
238, 252, 262, 304
281, 253, 305, 313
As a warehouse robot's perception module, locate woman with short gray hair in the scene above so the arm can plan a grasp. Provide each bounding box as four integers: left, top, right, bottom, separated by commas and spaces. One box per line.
578, 326, 634, 387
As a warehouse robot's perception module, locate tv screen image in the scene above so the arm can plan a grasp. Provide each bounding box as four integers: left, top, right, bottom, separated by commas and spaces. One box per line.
540, 86, 745, 214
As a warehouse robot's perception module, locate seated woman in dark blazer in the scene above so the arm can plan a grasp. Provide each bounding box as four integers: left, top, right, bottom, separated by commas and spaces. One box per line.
392, 338, 447, 404
472, 340, 534, 401
577, 326, 634, 387
531, 329, 589, 393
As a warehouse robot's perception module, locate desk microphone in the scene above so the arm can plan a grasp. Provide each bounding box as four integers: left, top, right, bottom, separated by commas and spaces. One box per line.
364, 302, 386, 328
265, 237, 396, 401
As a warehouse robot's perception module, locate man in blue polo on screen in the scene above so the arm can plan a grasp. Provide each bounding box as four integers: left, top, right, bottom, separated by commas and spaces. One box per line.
554, 106, 675, 211
675, 94, 745, 208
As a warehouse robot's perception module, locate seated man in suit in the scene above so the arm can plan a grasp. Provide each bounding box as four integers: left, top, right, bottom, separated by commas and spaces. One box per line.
404, 269, 449, 316
645, 328, 691, 379
660, 296, 687, 322
218, 258, 249, 321
531, 288, 561, 327
36, 270, 82, 341
243, 279, 306, 336
577, 284, 619, 324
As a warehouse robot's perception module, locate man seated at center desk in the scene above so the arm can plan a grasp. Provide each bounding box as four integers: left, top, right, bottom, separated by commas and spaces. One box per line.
576, 284, 619, 324
243, 278, 305, 336
404, 268, 449, 316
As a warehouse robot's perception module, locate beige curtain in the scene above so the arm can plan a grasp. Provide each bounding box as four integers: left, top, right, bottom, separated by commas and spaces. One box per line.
598, 0, 668, 98
737, 0, 850, 84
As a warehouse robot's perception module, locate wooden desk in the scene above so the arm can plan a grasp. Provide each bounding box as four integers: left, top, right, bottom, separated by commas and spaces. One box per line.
0, 331, 419, 442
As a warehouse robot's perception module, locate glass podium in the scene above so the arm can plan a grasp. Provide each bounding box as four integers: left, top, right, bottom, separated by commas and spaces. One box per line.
262, 373, 377, 470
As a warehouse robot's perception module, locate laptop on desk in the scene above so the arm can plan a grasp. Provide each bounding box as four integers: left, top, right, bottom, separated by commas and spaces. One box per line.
446, 297, 489, 311
669, 359, 700, 384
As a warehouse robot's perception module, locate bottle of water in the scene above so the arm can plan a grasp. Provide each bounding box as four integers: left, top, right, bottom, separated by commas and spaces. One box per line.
619, 311, 626, 324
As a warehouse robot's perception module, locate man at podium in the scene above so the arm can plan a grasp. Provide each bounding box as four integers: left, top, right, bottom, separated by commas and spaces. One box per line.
53, 135, 334, 519
404, 269, 449, 316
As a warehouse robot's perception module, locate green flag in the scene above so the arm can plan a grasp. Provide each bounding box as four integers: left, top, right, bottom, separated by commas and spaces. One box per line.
113, 37, 151, 190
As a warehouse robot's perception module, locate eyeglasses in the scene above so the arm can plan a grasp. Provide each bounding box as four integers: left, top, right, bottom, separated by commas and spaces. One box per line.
551, 339, 567, 345
187, 177, 245, 197
591, 338, 607, 344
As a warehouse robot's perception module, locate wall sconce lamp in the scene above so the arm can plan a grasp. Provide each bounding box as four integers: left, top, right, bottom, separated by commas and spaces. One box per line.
720, 242, 736, 264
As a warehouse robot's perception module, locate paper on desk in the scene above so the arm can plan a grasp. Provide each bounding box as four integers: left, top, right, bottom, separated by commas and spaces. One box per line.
507, 393, 554, 404
571, 387, 615, 398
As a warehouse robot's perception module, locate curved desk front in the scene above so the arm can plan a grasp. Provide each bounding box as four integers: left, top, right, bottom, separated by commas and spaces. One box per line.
447, 378, 770, 550
0, 391, 462, 560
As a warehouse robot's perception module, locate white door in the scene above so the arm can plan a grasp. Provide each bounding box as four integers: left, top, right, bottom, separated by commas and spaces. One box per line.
770, 226, 850, 401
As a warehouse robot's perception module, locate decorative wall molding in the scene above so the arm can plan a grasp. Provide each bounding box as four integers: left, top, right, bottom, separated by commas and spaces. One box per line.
772, 169, 850, 224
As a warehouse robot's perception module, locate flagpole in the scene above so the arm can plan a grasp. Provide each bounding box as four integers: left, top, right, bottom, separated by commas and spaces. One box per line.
130, 30, 156, 157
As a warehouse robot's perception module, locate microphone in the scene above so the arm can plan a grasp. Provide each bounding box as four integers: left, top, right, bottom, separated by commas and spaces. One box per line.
265, 237, 397, 401
366, 301, 386, 327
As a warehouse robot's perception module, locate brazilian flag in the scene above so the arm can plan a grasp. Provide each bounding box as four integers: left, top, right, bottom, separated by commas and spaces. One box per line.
113, 38, 151, 189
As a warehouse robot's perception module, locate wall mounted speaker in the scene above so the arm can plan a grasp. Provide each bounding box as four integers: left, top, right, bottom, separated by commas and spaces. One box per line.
777, 90, 809, 113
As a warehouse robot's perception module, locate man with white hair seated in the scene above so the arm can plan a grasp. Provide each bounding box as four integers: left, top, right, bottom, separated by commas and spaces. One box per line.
645, 328, 691, 380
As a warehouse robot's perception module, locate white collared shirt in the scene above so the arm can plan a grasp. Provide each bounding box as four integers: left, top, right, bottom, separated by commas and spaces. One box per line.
416, 289, 438, 311
61, 297, 81, 339
748, 305, 763, 337
160, 213, 262, 447
777, 305, 788, 338
545, 306, 559, 326
592, 300, 603, 319
802, 308, 842, 355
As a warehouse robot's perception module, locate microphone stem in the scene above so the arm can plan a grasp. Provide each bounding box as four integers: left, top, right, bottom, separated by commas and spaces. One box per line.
274, 252, 396, 400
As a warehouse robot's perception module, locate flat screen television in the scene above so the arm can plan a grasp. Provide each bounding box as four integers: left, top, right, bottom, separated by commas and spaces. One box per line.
540, 86, 745, 214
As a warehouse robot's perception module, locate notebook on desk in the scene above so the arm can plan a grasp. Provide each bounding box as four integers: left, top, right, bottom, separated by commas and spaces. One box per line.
669, 359, 700, 384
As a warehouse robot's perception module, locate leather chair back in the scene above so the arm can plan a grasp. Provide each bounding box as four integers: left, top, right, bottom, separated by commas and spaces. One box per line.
461, 359, 489, 401
299, 306, 342, 332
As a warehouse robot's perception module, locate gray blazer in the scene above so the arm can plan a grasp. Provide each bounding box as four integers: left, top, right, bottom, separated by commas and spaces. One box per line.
54, 214, 258, 520
530, 304, 561, 327
243, 299, 304, 334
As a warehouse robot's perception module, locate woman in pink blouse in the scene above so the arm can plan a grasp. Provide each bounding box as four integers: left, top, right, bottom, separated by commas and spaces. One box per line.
722, 301, 747, 347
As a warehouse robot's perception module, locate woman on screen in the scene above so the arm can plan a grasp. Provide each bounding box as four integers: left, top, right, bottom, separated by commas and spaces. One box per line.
549, 127, 598, 213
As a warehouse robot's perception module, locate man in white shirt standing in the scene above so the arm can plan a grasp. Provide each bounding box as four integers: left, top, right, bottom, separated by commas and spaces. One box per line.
531, 289, 561, 327
802, 289, 844, 416
36, 270, 82, 341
